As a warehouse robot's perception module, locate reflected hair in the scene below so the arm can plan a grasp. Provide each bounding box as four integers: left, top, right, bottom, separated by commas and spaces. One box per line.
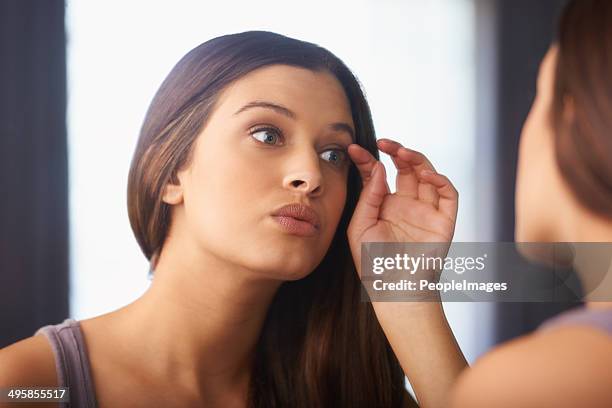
551, 0, 612, 217
127, 31, 415, 407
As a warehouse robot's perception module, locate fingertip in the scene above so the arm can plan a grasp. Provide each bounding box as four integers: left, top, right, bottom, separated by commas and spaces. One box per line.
398, 147, 424, 163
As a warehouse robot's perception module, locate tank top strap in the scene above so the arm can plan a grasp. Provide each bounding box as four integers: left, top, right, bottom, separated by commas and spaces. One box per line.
35, 318, 98, 408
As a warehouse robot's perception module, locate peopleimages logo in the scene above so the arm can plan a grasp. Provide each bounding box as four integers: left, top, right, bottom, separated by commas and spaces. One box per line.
372, 279, 508, 293
371, 253, 488, 275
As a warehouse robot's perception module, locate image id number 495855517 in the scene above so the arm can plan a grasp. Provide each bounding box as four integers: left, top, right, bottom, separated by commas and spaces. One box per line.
0, 387, 69, 402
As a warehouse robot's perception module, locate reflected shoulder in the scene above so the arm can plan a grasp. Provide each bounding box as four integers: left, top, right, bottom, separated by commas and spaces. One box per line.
449, 327, 612, 408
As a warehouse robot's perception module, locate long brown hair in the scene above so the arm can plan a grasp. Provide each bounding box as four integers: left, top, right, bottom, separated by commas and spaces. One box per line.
127, 31, 415, 407
552, 0, 612, 218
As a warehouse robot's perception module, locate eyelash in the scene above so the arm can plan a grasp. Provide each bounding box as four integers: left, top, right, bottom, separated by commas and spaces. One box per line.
248, 125, 349, 167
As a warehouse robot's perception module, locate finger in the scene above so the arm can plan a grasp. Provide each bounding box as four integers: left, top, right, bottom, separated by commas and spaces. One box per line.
376, 139, 419, 199
418, 170, 458, 220
395, 146, 439, 207
349, 161, 388, 234
378, 139, 437, 204
347, 143, 378, 188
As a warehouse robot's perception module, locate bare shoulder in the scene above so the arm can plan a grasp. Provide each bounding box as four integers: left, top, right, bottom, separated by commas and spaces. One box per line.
0, 334, 58, 388
449, 325, 612, 408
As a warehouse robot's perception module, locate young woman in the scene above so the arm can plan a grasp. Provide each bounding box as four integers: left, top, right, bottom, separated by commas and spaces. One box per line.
0, 31, 466, 407
450, 0, 612, 406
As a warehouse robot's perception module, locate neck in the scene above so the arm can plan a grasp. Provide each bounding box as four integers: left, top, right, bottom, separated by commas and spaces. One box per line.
112, 229, 282, 401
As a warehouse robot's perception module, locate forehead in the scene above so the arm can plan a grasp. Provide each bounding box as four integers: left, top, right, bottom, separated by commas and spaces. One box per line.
213, 64, 353, 122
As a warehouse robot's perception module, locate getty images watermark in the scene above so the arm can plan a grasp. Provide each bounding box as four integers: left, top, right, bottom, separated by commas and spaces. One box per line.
360, 242, 612, 302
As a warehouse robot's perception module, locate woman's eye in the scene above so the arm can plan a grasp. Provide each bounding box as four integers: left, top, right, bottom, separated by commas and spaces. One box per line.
321, 149, 348, 167
249, 126, 347, 167
249, 127, 283, 145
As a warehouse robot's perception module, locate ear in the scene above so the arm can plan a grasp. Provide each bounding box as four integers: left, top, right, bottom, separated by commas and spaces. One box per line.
162, 181, 184, 205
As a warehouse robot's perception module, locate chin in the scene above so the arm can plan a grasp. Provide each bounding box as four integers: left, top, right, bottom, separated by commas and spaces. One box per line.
256, 268, 313, 282
514, 221, 575, 268
514, 207, 531, 242
249, 257, 316, 282
281, 269, 314, 282
514, 224, 532, 243
278, 259, 317, 281
515, 241, 576, 269
514, 203, 548, 242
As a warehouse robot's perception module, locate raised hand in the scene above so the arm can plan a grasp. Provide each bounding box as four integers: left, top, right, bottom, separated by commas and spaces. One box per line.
345, 138, 466, 408
346, 138, 459, 278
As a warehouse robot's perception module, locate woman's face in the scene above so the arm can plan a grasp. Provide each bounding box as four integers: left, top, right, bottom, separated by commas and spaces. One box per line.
167, 64, 354, 280
515, 46, 573, 242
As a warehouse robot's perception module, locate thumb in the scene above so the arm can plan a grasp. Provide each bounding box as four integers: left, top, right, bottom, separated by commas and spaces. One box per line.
350, 161, 388, 234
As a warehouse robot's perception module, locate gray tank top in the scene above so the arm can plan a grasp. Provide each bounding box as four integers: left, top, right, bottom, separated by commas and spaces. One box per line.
538, 306, 612, 334
34, 318, 98, 408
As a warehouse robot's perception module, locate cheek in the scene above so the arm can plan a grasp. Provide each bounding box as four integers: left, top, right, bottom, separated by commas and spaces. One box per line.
515, 108, 558, 241
182, 142, 263, 245
321, 177, 348, 239
515, 136, 536, 240
516, 119, 537, 205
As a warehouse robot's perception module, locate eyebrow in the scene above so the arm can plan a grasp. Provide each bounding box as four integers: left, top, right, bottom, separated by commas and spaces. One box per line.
233, 100, 355, 142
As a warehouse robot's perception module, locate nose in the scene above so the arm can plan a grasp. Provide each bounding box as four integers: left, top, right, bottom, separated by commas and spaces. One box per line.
282, 149, 323, 196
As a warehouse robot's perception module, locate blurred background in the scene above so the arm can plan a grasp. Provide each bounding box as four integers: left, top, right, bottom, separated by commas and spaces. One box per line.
1, 0, 571, 380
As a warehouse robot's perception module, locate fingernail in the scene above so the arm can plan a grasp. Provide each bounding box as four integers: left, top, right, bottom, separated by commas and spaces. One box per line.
421, 170, 433, 176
